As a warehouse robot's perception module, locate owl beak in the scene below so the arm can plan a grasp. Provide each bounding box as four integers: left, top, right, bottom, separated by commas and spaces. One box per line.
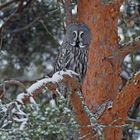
76, 39, 80, 45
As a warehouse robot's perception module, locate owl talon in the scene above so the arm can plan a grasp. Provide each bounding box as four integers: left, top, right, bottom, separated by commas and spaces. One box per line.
63, 68, 67, 72
58, 71, 61, 75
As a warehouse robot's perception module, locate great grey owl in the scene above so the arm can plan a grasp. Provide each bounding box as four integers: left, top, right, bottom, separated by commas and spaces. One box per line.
54, 23, 91, 83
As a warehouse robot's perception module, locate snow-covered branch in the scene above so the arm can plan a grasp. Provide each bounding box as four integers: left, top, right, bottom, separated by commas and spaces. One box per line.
16, 70, 79, 104
0, 70, 79, 130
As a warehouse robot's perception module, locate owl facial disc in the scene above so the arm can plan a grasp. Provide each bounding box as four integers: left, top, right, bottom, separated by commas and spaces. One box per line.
67, 23, 91, 48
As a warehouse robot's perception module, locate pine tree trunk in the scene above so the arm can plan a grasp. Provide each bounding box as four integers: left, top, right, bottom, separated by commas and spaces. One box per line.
78, 0, 122, 109
76, 0, 140, 139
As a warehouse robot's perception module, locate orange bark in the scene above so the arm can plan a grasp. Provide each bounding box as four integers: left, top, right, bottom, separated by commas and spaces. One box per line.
98, 73, 140, 139
78, 0, 122, 108
77, 0, 140, 139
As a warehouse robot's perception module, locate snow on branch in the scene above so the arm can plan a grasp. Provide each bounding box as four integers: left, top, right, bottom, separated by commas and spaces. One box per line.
15, 70, 79, 104
0, 70, 80, 130
0, 70, 101, 138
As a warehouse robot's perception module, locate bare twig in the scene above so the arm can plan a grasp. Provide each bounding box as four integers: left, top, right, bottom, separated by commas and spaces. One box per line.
127, 117, 140, 125
0, 80, 27, 93
60, 0, 72, 26
0, 0, 32, 33
0, 0, 18, 11
107, 36, 140, 63
40, 20, 55, 40
40, 20, 61, 46
0, 31, 3, 50
10, 17, 40, 33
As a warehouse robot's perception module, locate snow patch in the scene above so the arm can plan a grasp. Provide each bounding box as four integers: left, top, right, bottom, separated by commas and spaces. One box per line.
16, 93, 26, 104
26, 78, 51, 94
49, 99, 56, 108
136, 55, 140, 61
16, 70, 78, 104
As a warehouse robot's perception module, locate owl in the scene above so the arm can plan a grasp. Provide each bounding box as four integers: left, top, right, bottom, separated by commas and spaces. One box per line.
54, 23, 91, 83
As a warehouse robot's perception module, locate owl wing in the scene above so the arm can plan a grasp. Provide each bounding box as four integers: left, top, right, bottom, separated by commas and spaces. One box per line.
54, 42, 75, 72
54, 43, 67, 72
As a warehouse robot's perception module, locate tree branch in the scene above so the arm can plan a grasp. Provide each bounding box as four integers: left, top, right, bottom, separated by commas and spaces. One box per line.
59, 0, 72, 26
0, 0, 18, 11
0, 80, 27, 93
127, 117, 140, 125
0, 0, 32, 33
9, 17, 40, 33
2, 70, 93, 138
115, 72, 140, 119
95, 72, 140, 139
14, 70, 77, 104
99, 71, 140, 125
118, 36, 140, 57
70, 86, 93, 139
114, 0, 124, 7
21, 70, 92, 137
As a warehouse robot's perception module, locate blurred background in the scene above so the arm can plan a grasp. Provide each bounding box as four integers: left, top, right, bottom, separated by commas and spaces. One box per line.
0, 0, 140, 139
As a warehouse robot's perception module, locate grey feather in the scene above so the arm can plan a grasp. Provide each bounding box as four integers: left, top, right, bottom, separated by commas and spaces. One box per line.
54, 23, 91, 84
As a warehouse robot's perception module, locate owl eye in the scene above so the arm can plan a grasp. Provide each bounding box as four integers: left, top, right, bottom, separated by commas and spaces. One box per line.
79, 31, 84, 41
73, 31, 78, 41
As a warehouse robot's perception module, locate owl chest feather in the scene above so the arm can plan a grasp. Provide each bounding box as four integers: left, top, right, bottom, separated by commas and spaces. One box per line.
63, 45, 88, 79
54, 23, 91, 83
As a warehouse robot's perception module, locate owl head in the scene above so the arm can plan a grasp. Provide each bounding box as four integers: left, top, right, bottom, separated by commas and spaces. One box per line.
65, 23, 91, 48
